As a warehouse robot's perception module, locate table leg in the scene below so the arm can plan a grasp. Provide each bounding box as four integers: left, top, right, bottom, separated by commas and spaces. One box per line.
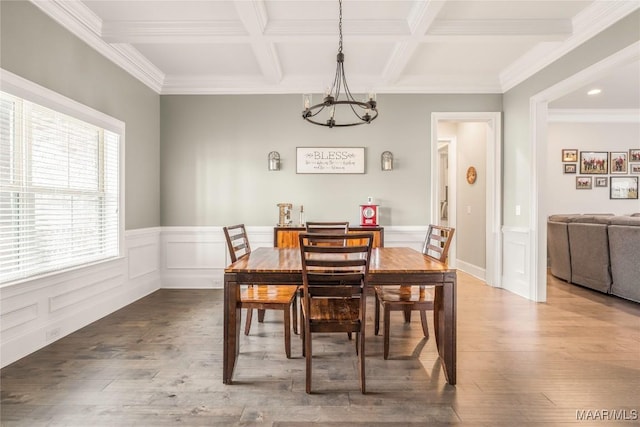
434, 274, 456, 385
223, 274, 241, 384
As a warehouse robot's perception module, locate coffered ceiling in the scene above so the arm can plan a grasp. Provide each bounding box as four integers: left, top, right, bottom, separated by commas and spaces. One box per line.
32, 0, 639, 101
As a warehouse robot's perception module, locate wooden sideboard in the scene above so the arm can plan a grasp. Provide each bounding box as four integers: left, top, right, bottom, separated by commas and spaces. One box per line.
274, 226, 384, 248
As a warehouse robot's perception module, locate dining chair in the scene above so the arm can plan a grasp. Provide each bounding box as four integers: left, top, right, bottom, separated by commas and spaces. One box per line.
304, 221, 352, 339
374, 224, 455, 359
223, 224, 298, 358
298, 232, 373, 394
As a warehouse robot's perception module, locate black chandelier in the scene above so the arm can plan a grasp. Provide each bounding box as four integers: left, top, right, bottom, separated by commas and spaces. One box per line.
301, 0, 378, 128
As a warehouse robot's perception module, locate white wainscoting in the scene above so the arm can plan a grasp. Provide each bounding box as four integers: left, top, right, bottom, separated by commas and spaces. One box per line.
0, 224, 499, 368
501, 226, 531, 299
0, 227, 161, 368
161, 226, 429, 289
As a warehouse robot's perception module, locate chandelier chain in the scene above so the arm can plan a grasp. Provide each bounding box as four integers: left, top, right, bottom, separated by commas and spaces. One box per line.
338, 0, 343, 54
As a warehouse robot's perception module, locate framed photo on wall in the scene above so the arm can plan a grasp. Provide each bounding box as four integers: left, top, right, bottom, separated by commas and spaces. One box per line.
562, 149, 578, 162
579, 151, 608, 174
595, 177, 608, 187
631, 164, 640, 174
610, 176, 639, 199
563, 164, 576, 174
610, 151, 628, 174
576, 176, 592, 189
630, 149, 640, 163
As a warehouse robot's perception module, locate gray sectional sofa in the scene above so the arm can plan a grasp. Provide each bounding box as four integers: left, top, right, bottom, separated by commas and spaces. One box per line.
547, 213, 640, 303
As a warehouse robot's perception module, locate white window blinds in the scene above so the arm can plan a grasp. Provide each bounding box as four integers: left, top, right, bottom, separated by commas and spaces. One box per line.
0, 90, 120, 284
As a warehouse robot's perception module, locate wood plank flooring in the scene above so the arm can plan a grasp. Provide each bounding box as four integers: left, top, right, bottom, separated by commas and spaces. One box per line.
1, 272, 639, 426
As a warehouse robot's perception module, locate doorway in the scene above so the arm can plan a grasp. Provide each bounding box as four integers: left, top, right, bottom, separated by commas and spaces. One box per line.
431, 112, 502, 287
529, 43, 639, 302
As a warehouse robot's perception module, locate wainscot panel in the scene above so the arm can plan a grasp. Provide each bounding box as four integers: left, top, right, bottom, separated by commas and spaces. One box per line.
160, 226, 427, 289
501, 226, 531, 299
0, 228, 161, 368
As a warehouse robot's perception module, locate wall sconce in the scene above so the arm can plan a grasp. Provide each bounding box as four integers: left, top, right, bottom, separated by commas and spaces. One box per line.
381, 151, 393, 171
268, 151, 280, 171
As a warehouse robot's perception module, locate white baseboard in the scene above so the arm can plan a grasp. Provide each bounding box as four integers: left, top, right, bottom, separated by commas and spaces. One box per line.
455, 259, 486, 281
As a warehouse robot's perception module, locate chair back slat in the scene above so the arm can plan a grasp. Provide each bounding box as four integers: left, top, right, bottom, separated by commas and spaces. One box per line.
305, 221, 349, 246
422, 225, 455, 262
299, 232, 373, 295
223, 224, 251, 262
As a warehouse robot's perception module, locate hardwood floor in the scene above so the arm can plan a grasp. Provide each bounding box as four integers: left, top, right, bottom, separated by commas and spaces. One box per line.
2, 271, 639, 426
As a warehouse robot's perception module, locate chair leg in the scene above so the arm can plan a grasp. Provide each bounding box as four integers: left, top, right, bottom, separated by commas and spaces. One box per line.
359, 330, 366, 394
292, 295, 298, 335
298, 289, 304, 339
284, 308, 291, 359
403, 306, 411, 323
419, 309, 429, 339
374, 293, 380, 336
305, 328, 312, 394
244, 309, 253, 336
301, 311, 306, 357
258, 309, 266, 322
383, 305, 391, 360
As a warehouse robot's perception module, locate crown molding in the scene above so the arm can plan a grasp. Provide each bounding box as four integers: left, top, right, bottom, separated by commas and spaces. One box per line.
548, 108, 640, 123
500, 0, 640, 92
30, 0, 164, 93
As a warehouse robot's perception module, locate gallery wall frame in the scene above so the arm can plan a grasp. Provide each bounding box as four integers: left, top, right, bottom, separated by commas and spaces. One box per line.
610, 176, 639, 199
579, 151, 608, 174
610, 151, 628, 174
576, 176, 592, 189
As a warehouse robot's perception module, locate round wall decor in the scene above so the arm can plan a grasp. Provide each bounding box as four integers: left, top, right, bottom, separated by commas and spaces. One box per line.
466, 166, 477, 184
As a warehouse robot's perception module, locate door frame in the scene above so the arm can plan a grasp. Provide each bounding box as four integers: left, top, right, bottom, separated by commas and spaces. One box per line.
437, 137, 457, 265
529, 42, 640, 302
431, 112, 502, 287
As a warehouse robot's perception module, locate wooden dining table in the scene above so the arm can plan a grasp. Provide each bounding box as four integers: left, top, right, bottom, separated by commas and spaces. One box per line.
223, 246, 457, 385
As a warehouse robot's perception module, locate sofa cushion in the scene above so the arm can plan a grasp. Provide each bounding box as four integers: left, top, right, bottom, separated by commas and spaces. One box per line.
608, 219, 640, 303
547, 221, 571, 281
568, 222, 612, 293
569, 215, 612, 225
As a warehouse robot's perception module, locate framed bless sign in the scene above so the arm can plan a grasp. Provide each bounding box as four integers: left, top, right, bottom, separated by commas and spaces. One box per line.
296, 147, 365, 174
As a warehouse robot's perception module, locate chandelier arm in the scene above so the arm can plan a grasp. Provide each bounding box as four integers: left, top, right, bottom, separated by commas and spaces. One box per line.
301, 0, 378, 128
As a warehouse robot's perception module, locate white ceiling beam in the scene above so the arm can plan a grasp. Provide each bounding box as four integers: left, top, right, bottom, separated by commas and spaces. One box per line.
161, 73, 503, 95
381, 0, 447, 85
428, 19, 572, 36
234, 0, 282, 85
102, 21, 248, 43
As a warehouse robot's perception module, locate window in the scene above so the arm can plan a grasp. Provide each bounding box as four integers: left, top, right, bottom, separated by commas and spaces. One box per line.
1, 72, 123, 284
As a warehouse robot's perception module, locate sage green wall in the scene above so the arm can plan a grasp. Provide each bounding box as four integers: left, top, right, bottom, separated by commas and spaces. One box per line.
502, 10, 640, 227
0, 1, 161, 230
160, 94, 501, 226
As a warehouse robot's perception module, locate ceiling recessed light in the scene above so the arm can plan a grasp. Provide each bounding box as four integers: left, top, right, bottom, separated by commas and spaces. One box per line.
587, 88, 602, 96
